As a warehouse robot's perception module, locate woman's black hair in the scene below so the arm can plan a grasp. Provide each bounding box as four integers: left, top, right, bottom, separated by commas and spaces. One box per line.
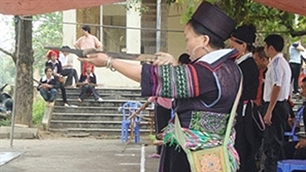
44, 66, 53, 74
247, 44, 254, 53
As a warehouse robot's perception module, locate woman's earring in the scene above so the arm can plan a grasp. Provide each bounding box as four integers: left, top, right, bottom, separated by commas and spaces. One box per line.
203, 46, 210, 53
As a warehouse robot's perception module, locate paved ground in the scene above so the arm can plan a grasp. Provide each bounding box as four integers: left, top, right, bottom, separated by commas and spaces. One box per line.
0, 138, 160, 172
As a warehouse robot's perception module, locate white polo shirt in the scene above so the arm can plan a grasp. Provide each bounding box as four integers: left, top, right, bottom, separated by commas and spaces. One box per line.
263, 53, 291, 102
59, 53, 72, 69
288, 43, 302, 64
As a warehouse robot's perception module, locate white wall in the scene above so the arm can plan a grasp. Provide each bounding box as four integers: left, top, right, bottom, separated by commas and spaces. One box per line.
62, 8, 140, 88
62, 9, 80, 85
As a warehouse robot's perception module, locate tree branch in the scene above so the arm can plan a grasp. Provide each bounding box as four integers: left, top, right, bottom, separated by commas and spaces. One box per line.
0, 47, 14, 58
290, 30, 306, 37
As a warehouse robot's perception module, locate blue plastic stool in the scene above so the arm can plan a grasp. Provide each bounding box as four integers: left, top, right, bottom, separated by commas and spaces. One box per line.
277, 159, 306, 172
285, 106, 304, 141
119, 101, 143, 143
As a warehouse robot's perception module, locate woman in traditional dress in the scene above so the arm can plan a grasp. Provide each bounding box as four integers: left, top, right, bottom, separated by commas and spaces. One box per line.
230, 24, 261, 172
79, 1, 241, 172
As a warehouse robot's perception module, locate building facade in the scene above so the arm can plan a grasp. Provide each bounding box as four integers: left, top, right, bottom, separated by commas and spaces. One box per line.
62, 1, 189, 87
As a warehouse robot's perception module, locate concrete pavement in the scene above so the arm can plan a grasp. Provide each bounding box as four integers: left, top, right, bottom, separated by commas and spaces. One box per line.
0, 138, 160, 172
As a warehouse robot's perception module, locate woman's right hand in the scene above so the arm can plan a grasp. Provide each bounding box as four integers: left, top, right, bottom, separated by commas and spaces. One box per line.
78, 53, 109, 67
154, 52, 178, 66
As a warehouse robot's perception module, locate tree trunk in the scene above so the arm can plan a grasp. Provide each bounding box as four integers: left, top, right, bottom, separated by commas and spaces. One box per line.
13, 16, 34, 126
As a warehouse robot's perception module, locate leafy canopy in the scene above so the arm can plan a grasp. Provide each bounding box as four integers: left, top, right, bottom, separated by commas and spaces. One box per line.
32, 12, 63, 75
165, 0, 306, 39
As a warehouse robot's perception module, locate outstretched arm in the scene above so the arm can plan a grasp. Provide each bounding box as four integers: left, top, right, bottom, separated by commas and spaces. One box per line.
78, 53, 142, 82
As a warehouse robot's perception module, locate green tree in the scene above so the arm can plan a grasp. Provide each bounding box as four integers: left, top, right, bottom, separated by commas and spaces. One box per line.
0, 12, 63, 126
165, 0, 306, 38
0, 12, 63, 83
0, 15, 15, 85
13, 16, 34, 126
33, 12, 63, 75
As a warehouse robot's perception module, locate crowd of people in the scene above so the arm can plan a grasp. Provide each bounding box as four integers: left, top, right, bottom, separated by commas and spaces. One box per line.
37, 25, 104, 107
36, 1, 306, 171
77, 1, 305, 172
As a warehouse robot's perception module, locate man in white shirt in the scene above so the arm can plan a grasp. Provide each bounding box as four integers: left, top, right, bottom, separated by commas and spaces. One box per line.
262, 34, 291, 172
59, 46, 78, 87
289, 40, 305, 94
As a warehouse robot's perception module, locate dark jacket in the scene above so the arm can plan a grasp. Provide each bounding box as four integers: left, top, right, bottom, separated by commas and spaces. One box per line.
235, 56, 261, 152
37, 76, 60, 91
79, 73, 97, 85
45, 60, 62, 75
236, 57, 259, 121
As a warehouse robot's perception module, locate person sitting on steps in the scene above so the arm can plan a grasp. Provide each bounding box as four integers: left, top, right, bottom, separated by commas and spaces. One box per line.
58, 45, 78, 87
283, 77, 306, 160
77, 63, 103, 102
37, 67, 59, 106
45, 50, 70, 107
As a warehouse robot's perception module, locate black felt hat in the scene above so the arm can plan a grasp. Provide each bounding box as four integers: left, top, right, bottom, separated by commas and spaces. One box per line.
232, 24, 256, 44
191, 1, 236, 41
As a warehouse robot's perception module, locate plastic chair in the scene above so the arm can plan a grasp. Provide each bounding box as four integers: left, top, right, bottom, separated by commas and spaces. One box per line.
119, 101, 143, 143
285, 106, 304, 141
277, 159, 306, 172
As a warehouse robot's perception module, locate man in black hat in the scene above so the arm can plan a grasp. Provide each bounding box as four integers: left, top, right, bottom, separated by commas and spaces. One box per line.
78, 1, 241, 172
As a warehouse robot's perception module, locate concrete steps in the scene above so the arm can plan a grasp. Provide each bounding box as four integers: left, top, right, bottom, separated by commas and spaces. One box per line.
50, 120, 152, 129
48, 87, 152, 137
291, 96, 305, 134
55, 99, 147, 107
48, 88, 305, 138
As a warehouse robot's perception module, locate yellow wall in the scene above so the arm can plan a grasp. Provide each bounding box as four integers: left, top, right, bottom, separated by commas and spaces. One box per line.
167, 14, 185, 58
103, 3, 190, 58
69, 3, 204, 87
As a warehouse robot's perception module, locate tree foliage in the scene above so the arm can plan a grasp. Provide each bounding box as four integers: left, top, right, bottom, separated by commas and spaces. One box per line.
0, 15, 15, 85
32, 12, 63, 75
165, 0, 306, 39
0, 12, 63, 82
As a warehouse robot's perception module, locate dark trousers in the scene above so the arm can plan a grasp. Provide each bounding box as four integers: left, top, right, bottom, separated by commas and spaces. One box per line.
59, 83, 68, 103
263, 101, 289, 172
159, 144, 191, 172
154, 103, 172, 155
235, 102, 262, 172
284, 141, 306, 159
78, 85, 100, 100
61, 68, 78, 86
290, 63, 301, 93
235, 122, 259, 172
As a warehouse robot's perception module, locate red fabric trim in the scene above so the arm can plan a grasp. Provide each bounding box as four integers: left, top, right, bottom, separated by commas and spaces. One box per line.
189, 65, 200, 97
230, 51, 240, 60
197, 62, 223, 72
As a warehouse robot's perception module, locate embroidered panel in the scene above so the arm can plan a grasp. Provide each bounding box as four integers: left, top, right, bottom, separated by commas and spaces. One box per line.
190, 111, 229, 135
